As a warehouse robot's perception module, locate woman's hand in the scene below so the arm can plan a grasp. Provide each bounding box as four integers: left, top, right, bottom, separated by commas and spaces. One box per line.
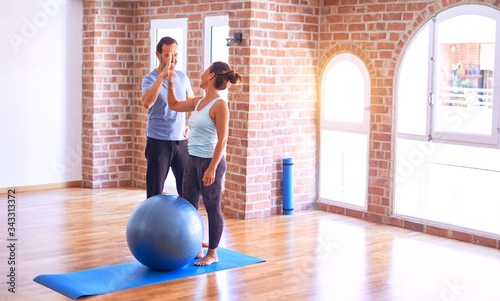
202, 167, 216, 186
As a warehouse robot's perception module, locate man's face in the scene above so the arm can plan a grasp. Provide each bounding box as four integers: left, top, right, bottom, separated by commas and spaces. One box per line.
157, 43, 178, 69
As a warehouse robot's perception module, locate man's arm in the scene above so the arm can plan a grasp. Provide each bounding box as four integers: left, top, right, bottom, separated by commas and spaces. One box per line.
141, 75, 166, 109
141, 61, 170, 109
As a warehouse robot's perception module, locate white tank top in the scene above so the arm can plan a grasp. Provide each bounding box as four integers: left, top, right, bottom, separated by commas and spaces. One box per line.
187, 97, 223, 158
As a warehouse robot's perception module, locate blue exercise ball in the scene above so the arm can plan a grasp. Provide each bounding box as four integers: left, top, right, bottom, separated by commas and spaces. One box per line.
126, 194, 203, 271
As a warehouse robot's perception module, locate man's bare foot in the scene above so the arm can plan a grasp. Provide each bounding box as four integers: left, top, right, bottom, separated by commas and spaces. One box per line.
194, 249, 218, 266
195, 247, 204, 259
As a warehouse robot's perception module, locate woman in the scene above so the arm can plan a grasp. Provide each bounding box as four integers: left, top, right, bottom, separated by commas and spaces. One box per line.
166, 55, 242, 266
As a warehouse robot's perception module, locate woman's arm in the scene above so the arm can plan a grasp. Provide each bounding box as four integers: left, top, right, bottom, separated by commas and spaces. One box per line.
167, 81, 200, 112
166, 53, 200, 112
202, 100, 229, 186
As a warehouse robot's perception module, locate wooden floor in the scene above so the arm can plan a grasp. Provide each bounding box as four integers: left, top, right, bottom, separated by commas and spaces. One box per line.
2, 187, 500, 301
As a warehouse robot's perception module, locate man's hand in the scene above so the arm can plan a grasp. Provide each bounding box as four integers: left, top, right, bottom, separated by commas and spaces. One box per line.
166, 53, 176, 84
159, 53, 171, 79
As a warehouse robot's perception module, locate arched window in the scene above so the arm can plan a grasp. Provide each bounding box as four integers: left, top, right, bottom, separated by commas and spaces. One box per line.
395, 5, 500, 235
319, 53, 370, 208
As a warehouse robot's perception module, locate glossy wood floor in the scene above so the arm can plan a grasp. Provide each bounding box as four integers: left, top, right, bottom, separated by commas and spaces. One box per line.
1, 187, 500, 301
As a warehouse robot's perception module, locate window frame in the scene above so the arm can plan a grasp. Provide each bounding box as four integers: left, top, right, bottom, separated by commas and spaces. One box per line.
203, 15, 229, 70
429, 5, 499, 147
150, 18, 188, 73
394, 4, 500, 236
320, 53, 371, 133
319, 53, 370, 208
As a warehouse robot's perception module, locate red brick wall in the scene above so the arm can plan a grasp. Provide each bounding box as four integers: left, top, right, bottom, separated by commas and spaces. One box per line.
130, 0, 319, 218
222, 0, 320, 218
82, 0, 136, 188
81, 0, 500, 248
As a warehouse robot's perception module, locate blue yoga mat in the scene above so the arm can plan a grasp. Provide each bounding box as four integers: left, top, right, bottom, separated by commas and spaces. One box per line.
34, 248, 265, 300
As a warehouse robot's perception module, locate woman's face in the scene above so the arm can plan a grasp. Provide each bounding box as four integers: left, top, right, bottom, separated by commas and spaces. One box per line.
200, 67, 213, 90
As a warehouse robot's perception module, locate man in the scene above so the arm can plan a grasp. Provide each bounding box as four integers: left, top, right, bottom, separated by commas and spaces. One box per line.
141, 36, 194, 198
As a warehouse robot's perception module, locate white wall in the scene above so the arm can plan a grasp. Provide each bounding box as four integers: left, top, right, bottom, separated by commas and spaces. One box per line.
0, 0, 82, 188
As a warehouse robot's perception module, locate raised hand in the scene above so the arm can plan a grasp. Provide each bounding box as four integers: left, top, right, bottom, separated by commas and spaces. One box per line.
167, 53, 175, 84
160, 53, 171, 79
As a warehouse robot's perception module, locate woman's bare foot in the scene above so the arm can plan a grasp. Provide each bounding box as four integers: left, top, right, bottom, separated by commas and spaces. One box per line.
194, 248, 218, 266
195, 247, 204, 259
195, 242, 208, 258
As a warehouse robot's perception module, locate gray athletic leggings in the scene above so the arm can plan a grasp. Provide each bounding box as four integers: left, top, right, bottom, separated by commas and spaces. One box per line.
182, 155, 226, 249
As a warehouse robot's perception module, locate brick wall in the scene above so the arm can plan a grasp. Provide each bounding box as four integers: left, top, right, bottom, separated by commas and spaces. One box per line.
222, 0, 320, 218
81, 0, 500, 248
130, 0, 319, 218
82, 0, 136, 188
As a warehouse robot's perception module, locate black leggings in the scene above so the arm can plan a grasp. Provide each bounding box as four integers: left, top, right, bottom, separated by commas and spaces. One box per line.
182, 155, 226, 249
145, 137, 188, 198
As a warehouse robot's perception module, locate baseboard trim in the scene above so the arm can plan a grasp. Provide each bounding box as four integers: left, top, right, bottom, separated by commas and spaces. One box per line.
1, 181, 82, 195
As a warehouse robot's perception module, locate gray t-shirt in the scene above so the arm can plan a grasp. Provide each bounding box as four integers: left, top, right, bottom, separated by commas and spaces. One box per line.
142, 69, 193, 141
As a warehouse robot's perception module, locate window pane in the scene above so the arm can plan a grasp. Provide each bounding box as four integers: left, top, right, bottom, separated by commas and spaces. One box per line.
210, 25, 229, 63
395, 138, 500, 235
156, 28, 185, 73
204, 16, 229, 99
323, 61, 365, 124
434, 15, 496, 136
320, 130, 367, 207
396, 5, 500, 237
396, 24, 430, 136
150, 18, 188, 73
320, 54, 368, 208
210, 25, 229, 100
